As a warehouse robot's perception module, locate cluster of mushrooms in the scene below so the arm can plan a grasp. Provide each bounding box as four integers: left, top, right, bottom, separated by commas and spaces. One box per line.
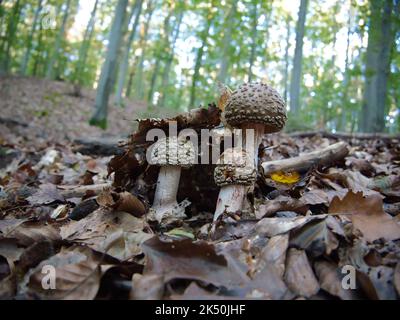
148, 82, 287, 233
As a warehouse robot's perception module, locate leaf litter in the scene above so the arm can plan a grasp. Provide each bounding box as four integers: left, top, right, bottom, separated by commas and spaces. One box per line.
1, 104, 400, 300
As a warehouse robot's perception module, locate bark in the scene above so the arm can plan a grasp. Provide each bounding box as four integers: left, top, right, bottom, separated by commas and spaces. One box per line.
338, 4, 353, 132
289, 0, 308, 114
148, 10, 173, 105
20, 0, 43, 75
189, 14, 214, 109
134, 3, 155, 100
115, 0, 143, 106
90, 0, 129, 129
247, 0, 259, 82
0, 0, 22, 74
45, 0, 72, 80
261, 142, 349, 176
361, 0, 396, 133
73, 0, 99, 85
157, 10, 184, 108
217, 0, 238, 84
283, 16, 291, 104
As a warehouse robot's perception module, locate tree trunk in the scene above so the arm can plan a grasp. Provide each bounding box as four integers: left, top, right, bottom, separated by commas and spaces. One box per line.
361, 0, 396, 132
45, 0, 72, 80
148, 9, 173, 105
134, 3, 155, 100
73, 0, 99, 85
157, 10, 184, 108
217, 0, 238, 84
115, 0, 143, 106
248, 0, 258, 82
338, 3, 353, 132
189, 13, 214, 109
289, 0, 308, 114
283, 16, 291, 104
90, 0, 129, 129
20, 0, 43, 75
0, 0, 22, 74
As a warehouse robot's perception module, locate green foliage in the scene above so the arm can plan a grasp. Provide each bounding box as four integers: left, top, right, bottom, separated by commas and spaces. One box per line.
0, 0, 399, 132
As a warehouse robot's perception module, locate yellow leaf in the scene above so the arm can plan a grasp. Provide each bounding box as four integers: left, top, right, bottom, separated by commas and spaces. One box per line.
270, 171, 301, 184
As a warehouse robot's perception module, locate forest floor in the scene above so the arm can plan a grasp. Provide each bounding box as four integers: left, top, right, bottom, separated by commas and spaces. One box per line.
0, 76, 400, 300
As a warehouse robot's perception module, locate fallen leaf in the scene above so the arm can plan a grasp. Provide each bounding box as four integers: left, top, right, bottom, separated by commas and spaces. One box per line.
329, 191, 400, 242
284, 249, 320, 298
270, 171, 301, 184
254, 215, 327, 237
130, 273, 164, 300
26, 246, 101, 300
314, 260, 359, 300
141, 237, 249, 289
26, 183, 64, 205
290, 219, 339, 257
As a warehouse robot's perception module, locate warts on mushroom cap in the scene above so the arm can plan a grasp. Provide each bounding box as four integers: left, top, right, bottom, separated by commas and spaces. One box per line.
150, 137, 196, 168
224, 82, 287, 133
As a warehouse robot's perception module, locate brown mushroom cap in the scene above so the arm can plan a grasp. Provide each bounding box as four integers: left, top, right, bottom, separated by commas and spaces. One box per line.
150, 137, 196, 168
214, 148, 257, 187
224, 82, 287, 133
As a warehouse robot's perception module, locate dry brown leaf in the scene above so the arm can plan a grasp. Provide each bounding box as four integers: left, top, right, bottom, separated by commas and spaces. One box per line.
26, 246, 101, 300
142, 237, 249, 289
284, 248, 320, 298
26, 183, 64, 205
253, 234, 289, 278
329, 191, 400, 242
314, 260, 359, 300
254, 215, 327, 237
130, 273, 164, 300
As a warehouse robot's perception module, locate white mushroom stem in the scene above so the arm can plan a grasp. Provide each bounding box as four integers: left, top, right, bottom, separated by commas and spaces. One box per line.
241, 123, 265, 168
152, 165, 181, 222
213, 184, 246, 223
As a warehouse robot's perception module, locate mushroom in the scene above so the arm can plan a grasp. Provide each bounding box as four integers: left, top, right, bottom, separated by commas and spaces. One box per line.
149, 137, 196, 223
212, 148, 256, 227
224, 82, 287, 168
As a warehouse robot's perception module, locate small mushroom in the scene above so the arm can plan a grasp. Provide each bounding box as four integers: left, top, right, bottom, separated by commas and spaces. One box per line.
212, 148, 256, 228
149, 137, 196, 223
224, 82, 287, 167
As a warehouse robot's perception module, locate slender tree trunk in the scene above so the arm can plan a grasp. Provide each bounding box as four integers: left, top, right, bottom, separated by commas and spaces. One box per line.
289, 0, 308, 114
338, 3, 353, 132
248, 0, 259, 82
148, 10, 173, 105
134, 3, 155, 100
157, 10, 184, 108
45, 0, 72, 80
20, 0, 43, 75
0, 0, 22, 74
361, 0, 396, 132
90, 0, 129, 129
115, 0, 143, 106
217, 0, 238, 84
73, 0, 99, 85
283, 16, 291, 104
189, 16, 214, 109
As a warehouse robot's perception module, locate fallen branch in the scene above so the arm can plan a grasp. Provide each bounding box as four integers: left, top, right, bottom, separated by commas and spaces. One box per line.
261, 141, 349, 176
288, 130, 400, 141
58, 182, 112, 199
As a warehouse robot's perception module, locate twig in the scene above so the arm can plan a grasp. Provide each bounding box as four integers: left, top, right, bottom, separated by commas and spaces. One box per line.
261, 141, 349, 176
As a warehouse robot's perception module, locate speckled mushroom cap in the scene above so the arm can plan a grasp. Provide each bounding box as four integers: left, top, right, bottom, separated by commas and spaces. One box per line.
214, 148, 257, 187
150, 137, 196, 168
224, 82, 287, 133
